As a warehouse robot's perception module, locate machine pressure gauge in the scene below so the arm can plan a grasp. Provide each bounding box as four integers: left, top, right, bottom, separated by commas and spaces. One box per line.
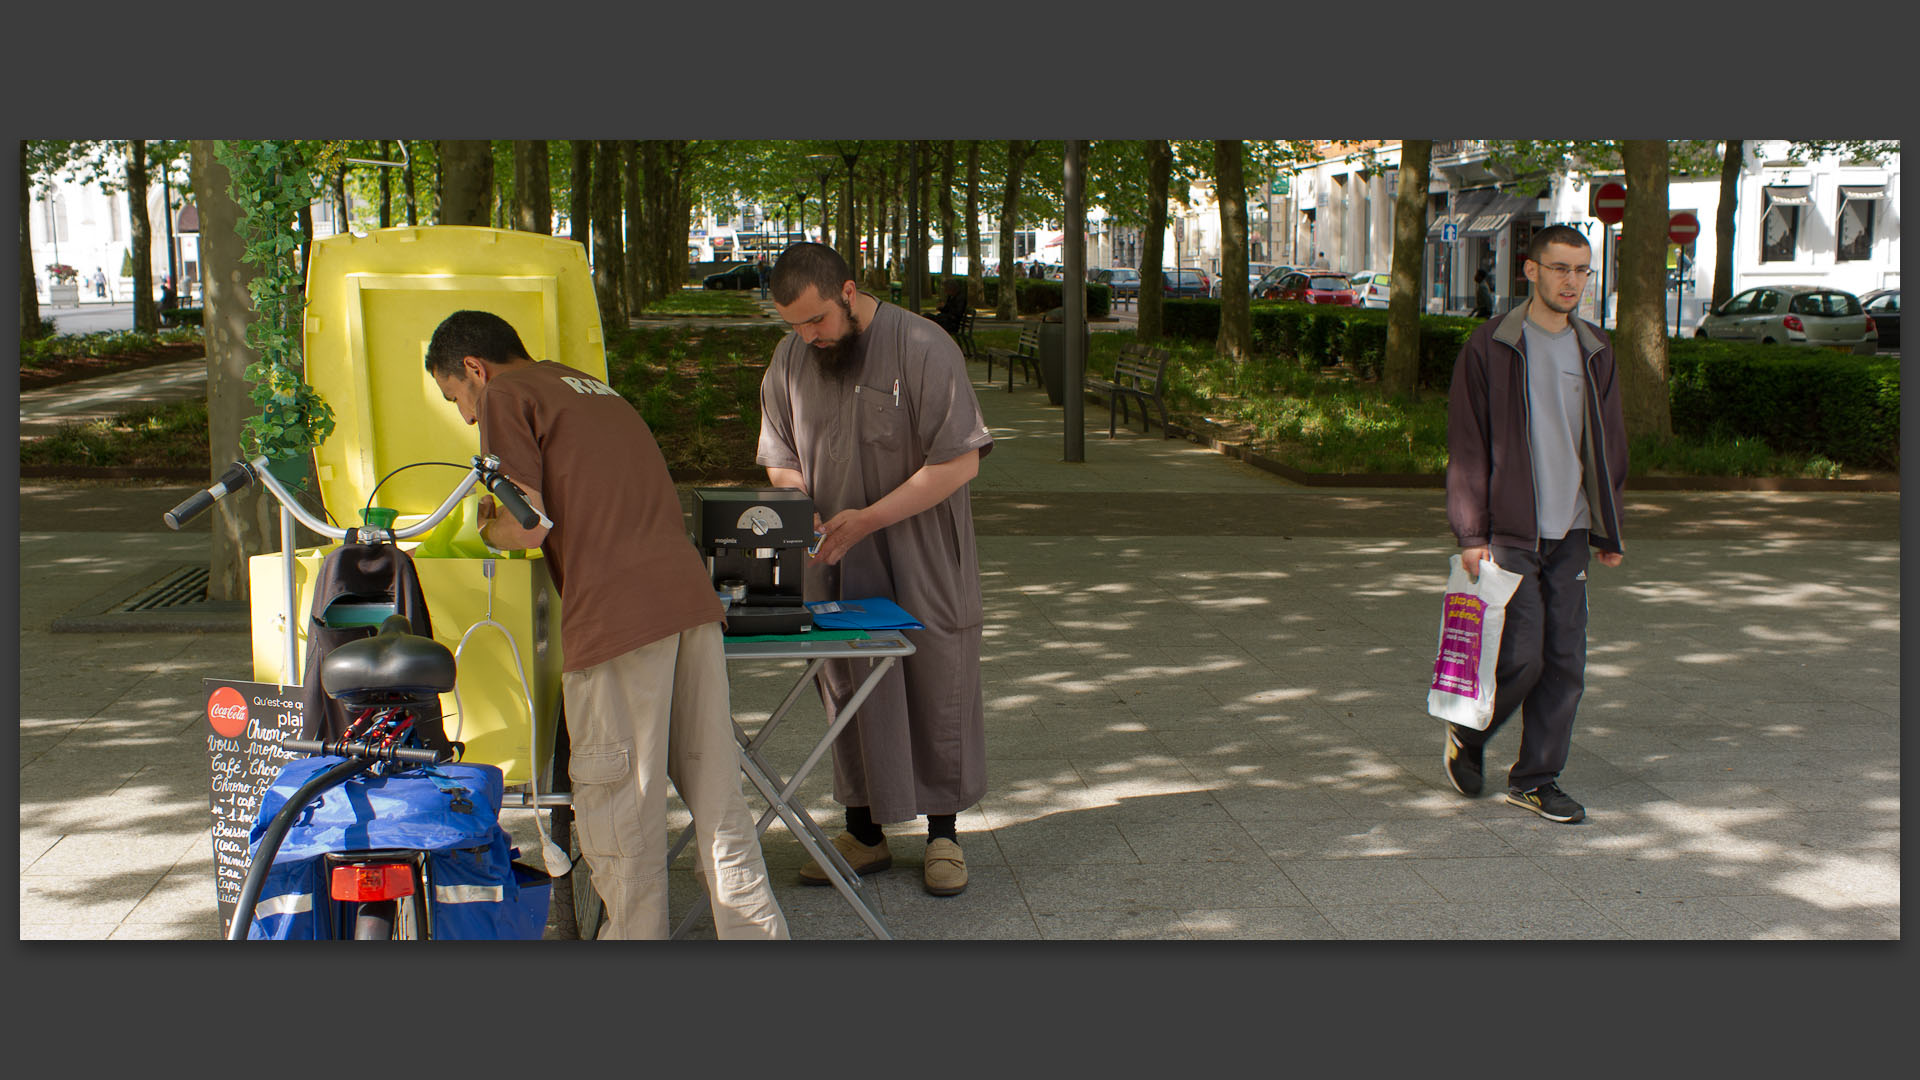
737, 505, 785, 535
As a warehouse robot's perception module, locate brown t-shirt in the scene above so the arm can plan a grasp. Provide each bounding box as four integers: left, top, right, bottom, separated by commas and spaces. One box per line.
478, 361, 722, 672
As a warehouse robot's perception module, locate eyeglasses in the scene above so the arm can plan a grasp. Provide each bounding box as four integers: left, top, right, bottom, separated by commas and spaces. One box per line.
1535, 262, 1594, 280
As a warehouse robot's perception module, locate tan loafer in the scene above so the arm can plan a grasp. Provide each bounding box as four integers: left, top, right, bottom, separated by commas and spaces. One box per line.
923, 837, 968, 896
798, 832, 892, 885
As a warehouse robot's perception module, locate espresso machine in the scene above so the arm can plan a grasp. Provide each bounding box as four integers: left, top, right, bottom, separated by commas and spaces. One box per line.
691, 487, 814, 636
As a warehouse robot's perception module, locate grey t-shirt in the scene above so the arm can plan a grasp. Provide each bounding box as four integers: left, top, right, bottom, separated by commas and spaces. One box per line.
1520, 317, 1591, 540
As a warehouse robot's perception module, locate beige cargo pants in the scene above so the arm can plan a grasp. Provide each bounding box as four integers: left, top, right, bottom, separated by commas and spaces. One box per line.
562, 620, 788, 940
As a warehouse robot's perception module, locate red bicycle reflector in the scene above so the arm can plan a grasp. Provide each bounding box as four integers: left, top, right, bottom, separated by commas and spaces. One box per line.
330, 863, 416, 901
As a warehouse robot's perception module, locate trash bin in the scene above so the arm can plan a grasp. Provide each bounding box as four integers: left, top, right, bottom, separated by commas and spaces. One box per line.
1037, 306, 1088, 407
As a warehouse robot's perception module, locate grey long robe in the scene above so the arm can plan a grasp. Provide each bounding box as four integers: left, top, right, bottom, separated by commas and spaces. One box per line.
757, 297, 994, 822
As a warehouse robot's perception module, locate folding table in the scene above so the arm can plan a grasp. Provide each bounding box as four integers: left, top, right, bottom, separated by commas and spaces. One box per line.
667, 631, 916, 940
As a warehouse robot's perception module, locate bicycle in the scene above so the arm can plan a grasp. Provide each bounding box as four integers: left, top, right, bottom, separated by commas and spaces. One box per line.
167, 453, 567, 940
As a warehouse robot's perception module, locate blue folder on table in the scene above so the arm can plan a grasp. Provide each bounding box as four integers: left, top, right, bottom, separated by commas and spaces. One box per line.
806, 597, 923, 631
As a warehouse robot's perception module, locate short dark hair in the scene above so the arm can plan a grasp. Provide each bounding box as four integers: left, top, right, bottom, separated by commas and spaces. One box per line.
1528, 225, 1591, 263
425, 310, 531, 379
770, 242, 852, 305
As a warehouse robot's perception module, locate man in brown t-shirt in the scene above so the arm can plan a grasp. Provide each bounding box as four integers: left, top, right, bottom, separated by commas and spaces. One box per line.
426, 309, 786, 940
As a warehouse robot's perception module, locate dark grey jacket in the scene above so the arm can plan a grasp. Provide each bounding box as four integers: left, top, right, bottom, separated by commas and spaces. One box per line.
1445, 304, 1628, 555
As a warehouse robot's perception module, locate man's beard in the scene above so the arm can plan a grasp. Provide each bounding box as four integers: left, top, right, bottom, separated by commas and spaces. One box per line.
808, 296, 865, 375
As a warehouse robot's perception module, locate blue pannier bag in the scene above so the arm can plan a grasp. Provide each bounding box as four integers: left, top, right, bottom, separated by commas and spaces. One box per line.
246, 756, 545, 940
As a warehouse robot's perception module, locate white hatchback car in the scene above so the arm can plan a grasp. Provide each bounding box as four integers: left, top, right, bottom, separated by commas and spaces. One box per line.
1694, 285, 1877, 354
1351, 269, 1391, 309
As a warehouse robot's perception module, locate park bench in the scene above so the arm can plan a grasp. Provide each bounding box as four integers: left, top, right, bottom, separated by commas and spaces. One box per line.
984, 325, 1040, 392
951, 309, 978, 361
1084, 343, 1172, 438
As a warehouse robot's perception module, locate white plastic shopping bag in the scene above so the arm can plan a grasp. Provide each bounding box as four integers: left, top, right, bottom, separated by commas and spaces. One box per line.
1426, 553, 1523, 730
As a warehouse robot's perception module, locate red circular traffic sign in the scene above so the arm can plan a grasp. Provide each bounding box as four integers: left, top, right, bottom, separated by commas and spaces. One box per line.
1668, 211, 1700, 245
1593, 182, 1627, 225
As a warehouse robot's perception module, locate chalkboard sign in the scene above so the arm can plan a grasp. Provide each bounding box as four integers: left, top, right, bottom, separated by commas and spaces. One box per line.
204, 678, 306, 936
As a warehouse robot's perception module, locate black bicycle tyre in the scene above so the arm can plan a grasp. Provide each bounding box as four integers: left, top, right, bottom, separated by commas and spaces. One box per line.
354, 900, 397, 939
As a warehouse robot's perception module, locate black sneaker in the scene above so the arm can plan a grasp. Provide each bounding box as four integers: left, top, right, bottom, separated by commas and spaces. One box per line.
1443, 726, 1484, 797
1506, 782, 1585, 824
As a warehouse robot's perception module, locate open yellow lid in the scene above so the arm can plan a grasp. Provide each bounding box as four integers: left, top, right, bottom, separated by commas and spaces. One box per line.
301, 225, 609, 524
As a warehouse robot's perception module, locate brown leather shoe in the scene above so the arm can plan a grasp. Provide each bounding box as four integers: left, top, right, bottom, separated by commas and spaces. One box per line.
797, 832, 892, 885
922, 837, 968, 896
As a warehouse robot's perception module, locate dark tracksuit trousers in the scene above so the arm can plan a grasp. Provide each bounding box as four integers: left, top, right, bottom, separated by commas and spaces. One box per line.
1452, 529, 1590, 792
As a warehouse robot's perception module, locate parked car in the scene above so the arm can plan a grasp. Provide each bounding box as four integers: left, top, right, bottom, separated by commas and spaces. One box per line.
1259, 270, 1356, 306
1351, 269, 1391, 309
702, 263, 760, 290
1162, 268, 1211, 298
1095, 267, 1141, 302
1211, 263, 1278, 297
1693, 285, 1876, 353
1250, 265, 1297, 298
1859, 288, 1900, 350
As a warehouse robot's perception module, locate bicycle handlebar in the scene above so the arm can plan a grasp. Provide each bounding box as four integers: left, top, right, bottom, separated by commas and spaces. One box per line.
284, 737, 450, 765
161, 455, 546, 540
164, 460, 256, 530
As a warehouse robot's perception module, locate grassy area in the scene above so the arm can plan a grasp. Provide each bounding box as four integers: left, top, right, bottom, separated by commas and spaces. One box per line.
21, 398, 209, 468
604, 325, 785, 477
20, 326, 203, 370
635, 290, 764, 318
1629, 433, 1847, 480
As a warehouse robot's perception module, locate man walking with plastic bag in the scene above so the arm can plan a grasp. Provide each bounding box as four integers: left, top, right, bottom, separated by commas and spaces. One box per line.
1441, 225, 1627, 824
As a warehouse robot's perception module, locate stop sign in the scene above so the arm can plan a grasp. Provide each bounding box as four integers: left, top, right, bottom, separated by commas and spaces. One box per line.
1592, 182, 1627, 225
1668, 211, 1700, 245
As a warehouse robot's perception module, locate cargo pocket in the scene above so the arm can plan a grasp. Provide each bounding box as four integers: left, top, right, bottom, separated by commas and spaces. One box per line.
567, 740, 640, 859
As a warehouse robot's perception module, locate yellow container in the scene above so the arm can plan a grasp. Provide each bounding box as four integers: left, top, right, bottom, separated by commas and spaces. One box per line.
248, 225, 607, 786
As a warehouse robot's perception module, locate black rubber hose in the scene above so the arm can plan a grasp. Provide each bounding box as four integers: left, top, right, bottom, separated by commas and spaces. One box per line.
226, 757, 375, 941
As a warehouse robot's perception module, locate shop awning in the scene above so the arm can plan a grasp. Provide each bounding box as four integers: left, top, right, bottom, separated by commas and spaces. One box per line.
1764, 185, 1811, 207
1428, 189, 1496, 237
1840, 184, 1888, 202
1463, 192, 1536, 236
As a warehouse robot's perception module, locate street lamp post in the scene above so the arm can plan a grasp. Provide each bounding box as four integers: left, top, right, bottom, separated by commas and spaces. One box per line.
807, 154, 835, 250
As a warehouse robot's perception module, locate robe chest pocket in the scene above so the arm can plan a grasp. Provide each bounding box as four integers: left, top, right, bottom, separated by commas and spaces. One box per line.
853, 383, 905, 451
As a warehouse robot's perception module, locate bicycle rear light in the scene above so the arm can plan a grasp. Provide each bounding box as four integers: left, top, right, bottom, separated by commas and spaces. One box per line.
330, 862, 416, 902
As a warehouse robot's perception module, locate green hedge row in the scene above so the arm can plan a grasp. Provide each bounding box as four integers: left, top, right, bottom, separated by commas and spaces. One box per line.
1161, 297, 1899, 469
976, 277, 1112, 319
1668, 342, 1899, 469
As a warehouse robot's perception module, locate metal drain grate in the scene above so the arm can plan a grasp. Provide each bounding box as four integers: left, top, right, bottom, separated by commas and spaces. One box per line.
111, 564, 211, 612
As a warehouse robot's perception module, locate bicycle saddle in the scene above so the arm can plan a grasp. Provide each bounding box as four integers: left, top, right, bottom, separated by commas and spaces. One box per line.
321, 614, 457, 705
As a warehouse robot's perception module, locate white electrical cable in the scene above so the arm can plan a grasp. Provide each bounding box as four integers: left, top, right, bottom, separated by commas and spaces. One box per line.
452, 558, 570, 877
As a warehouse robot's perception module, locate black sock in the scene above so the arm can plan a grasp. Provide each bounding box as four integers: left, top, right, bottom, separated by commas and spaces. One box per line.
926, 813, 957, 843
844, 805, 884, 846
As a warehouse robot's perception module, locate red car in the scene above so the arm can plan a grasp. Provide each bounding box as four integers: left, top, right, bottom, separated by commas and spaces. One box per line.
1259, 270, 1356, 306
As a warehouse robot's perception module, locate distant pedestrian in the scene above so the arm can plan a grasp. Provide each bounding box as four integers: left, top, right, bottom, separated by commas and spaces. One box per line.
1443, 224, 1626, 825
159, 276, 177, 312
1472, 268, 1494, 318
93, 269, 106, 298
757, 256, 770, 299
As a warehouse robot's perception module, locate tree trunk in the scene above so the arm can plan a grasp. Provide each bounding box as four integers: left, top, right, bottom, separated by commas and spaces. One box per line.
438, 140, 492, 226
1711, 140, 1742, 312
917, 141, 933, 299
403, 141, 417, 225
192, 141, 276, 604
1213, 140, 1252, 362
1137, 140, 1172, 342
19, 148, 40, 338
592, 139, 624, 328
1615, 140, 1673, 440
333, 163, 350, 235
668, 141, 692, 295
964, 141, 984, 310
126, 140, 157, 334
1382, 139, 1431, 400
512, 140, 551, 233
641, 141, 665, 302
570, 140, 593, 246
838, 147, 860, 276
622, 141, 641, 313
906, 142, 921, 311
379, 140, 393, 228
996, 139, 1028, 321
939, 140, 955, 283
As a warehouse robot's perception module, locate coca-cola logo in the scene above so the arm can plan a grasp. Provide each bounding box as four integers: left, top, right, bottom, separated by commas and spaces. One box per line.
207, 686, 249, 738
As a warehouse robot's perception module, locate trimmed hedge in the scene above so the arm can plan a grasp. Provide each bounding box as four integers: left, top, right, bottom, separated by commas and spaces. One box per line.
976, 276, 1111, 319
1160, 296, 1898, 469
1668, 341, 1899, 469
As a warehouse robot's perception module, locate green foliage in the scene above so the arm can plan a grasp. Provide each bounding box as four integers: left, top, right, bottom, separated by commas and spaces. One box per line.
977, 277, 1111, 318
1667, 340, 1899, 469
20, 326, 197, 369
21, 398, 210, 468
215, 140, 339, 470
640, 291, 761, 317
